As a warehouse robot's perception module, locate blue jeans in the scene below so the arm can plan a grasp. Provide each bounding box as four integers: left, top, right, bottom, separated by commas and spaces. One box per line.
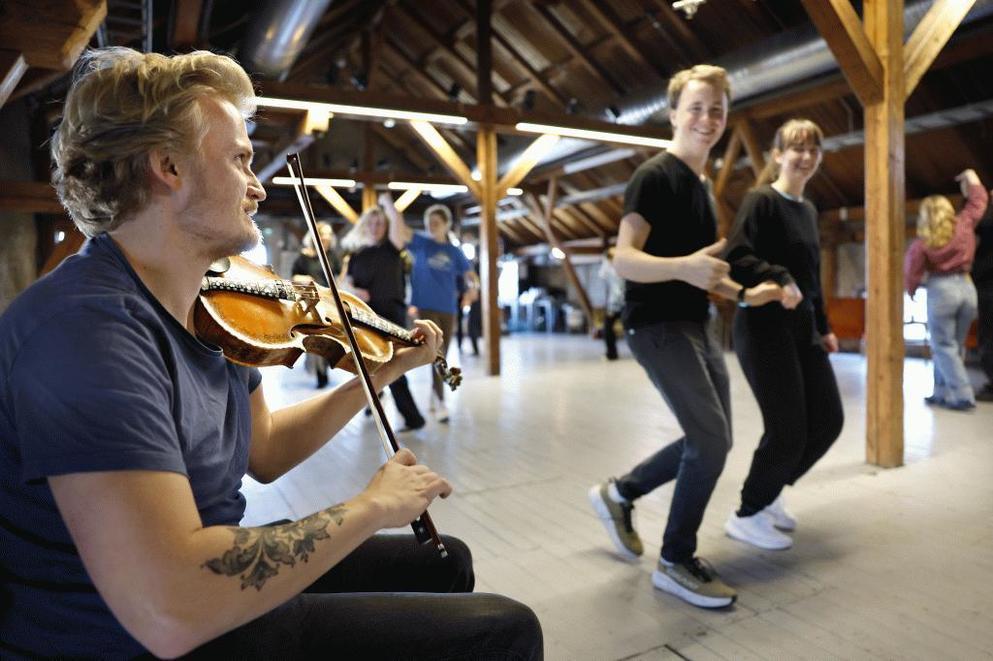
926, 273, 978, 404
618, 319, 732, 563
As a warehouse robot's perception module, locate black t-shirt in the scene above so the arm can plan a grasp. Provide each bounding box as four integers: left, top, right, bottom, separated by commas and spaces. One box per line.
291, 249, 342, 283
346, 240, 407, 325
622, 152, 718, 328
725, 185, 830, 336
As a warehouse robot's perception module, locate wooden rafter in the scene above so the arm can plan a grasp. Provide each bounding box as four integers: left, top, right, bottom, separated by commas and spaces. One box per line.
170, 0, 204, 51
408, 121, 481, 198
903, 0, 976, 98
588, 0, 666, 81
533, 3, 625, 96
491, 28, 568, 106
496, 134, 560, 198
647, 0, 711, 62
800, 0, 883, 106
735, 120, 766, 180
0, 50, 28, 110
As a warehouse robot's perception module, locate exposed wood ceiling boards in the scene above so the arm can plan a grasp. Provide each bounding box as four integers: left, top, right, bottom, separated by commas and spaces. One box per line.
532, 2, 626, 96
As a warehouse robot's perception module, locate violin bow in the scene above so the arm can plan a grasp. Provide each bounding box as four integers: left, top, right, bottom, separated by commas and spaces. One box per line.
286, 153, 447, 558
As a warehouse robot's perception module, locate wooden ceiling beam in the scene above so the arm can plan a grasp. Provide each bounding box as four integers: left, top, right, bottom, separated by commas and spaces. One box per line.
533, 3, 626, 96
0, 181, 64, 214
800, 0, 883, 106
491, 28, 568, 106
409, 120, 481, 198
903, 0, 975, 99
170, 0, 204, 51
588, 0, 666, 81
0, 0, 106, 71
0, 50, 29, 110
647, 0, 711, 62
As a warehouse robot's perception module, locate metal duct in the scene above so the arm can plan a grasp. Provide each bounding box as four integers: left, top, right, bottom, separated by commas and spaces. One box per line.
239, 0, 334, 80
521, 0, 993, 170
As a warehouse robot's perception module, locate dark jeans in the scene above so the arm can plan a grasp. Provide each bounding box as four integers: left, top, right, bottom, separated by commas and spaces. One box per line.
603, 311, 622, 360
618, 319, 732, 564
733, 305, 844, 516
418, 309, 456, 401
388, 374, 425, 428
182, 534, 543, 660
977, 284, 993, 387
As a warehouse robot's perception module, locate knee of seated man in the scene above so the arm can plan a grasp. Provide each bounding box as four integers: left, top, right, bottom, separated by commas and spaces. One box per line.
474, 594, 543, 656
440, 535, 475, 592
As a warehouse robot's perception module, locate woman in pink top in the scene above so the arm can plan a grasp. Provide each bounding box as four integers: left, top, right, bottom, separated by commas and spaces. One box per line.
904, 169, 989, 410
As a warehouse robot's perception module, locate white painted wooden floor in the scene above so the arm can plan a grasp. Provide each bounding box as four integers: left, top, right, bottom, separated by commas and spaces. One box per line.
241, 333, 993, 661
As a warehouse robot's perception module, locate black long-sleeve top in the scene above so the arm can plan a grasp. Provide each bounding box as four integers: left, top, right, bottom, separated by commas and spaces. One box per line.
725, 185, 831, 336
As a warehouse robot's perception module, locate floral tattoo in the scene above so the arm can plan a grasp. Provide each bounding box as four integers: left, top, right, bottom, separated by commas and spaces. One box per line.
202, 504, 346, 591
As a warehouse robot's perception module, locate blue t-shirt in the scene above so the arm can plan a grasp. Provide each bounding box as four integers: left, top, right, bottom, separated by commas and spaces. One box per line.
408, 233, 471, 315
0, 234, 261, 658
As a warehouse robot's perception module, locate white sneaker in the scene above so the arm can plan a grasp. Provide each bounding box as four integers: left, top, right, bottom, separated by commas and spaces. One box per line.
433, 399, 450, 423
763, 495, 797, 532
724, 512, 792, 550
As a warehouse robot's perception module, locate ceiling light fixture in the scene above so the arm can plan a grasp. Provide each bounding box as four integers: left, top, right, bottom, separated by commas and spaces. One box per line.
271, 176, 357, 188
256, 97, 469, 126
515, 122, 671, 149
388, 182, 469, 194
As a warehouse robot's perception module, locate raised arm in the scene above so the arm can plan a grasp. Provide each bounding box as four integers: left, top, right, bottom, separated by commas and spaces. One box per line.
380, 192, 413, 250
956, 169, 989, 228
49, 445, 450, 658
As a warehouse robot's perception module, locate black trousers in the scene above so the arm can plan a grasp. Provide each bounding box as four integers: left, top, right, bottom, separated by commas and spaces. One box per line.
387, 374, 425, 427
182, 534, 543, 660
733, 305, 844, 516
602, 311, 622, 359
977, 283, 993, 387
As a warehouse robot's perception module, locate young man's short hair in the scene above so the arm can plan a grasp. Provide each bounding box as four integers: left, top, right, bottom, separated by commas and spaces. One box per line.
666, 64, 731, 110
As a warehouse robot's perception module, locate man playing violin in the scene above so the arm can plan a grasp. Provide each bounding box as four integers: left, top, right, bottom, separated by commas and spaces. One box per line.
0, 47, 542, 659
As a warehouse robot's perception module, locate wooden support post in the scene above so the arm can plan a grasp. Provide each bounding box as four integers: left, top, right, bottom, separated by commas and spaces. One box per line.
477, 126, 501, 375
315, 184, 359, 224
361, 186, 377, 213
863, 0, 905, 467
713, 128, 742, 238
736, 120, 766, 179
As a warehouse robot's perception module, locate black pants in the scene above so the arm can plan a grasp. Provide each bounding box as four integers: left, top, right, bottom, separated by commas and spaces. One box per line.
388, 374, 425, 427
619, 319, 732, 563
977, 283, 993, 387
602, 311, 622, 359
733, 305, 844, 516
182, 534, 543, 660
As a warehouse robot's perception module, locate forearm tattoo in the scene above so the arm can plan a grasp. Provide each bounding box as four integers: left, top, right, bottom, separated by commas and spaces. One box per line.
202, 504, 347, 591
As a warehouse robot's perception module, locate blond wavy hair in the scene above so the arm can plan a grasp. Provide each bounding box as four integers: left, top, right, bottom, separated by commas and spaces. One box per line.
51, 47, 256, 237
667, 64, 731, 110
917, 195, 956, 249
755, 118, 824, 188
340, 206, 386, 253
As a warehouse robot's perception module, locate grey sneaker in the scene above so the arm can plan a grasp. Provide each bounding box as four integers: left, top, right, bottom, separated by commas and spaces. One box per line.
652, 557, 737, 608
588, 480, 643, 560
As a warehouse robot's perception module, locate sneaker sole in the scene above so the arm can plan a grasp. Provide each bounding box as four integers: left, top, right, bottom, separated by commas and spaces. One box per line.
724, 520, 793, 550
651, 570, 735, 608
587, 486, 640, 561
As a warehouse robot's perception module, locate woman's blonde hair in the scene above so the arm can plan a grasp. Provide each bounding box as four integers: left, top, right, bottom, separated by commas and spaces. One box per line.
340, 206, 385, 253
917, 195, 956, 249
51, 47, 256, 237
755, 118, 824, 188
667, 64, 731, 110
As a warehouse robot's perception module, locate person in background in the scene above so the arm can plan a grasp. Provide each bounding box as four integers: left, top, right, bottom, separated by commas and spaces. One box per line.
723, 118, 844, 551
905, 168, 988, 411
971, 201, 993, 401
292, 221, 341, 388
340, 204, 427, 431
598, 247, 625, 361
587, 64, 785, 610
388, 200, 479, 423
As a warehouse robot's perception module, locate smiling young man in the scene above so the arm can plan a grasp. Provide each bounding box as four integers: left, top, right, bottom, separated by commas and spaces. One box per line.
588, 65, 785, 609
0, 47, 541, 659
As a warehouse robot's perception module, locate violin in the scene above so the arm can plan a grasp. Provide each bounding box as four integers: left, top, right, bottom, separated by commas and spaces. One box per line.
195, 152, 450, 558
195, 256, 462, 391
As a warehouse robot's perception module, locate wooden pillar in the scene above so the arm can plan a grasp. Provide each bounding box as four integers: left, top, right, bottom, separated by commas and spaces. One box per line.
863, 0, 905, 467
477, 126, 500, 375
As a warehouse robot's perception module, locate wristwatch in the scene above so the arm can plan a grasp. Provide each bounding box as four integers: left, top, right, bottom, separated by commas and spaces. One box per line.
737, 287, 749, 308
